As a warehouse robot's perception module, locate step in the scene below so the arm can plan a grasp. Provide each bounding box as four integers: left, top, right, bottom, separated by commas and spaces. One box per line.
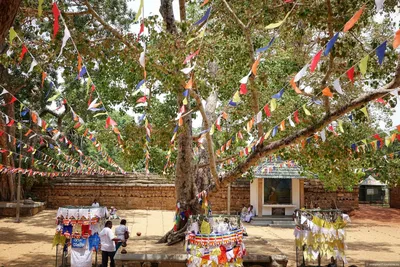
252, 216, 293, 221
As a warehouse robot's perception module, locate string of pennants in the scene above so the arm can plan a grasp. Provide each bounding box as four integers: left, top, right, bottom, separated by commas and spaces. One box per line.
8, 4, 126, 173
209, 7, 400, 163
163, 0, 215, 173
0, 95, 112, 175
0, 163, 70, 178
134, 0, 152, 175
0, 85, 113, 175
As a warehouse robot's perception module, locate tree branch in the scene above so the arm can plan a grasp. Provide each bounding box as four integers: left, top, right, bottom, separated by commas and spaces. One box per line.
218, 56, 400, 188
221, 0, 246, 30
190, 89, 220, 188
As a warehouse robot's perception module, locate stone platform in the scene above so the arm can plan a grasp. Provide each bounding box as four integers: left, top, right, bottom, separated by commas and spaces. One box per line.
114, 236, 288, 267
0, 201, 46, 217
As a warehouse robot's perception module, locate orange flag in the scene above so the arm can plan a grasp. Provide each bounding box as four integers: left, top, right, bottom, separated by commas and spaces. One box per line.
24, 129, 33, 136
41, 72, 47, 88
77, 54, 82, 73
343, 5, 366, 32
280, 120, 285, 131
200, 0, 209, 6
251, 55, 261, 76
290, 77, 302, 94
397, 125, 400, 132
222, 112, 228, 120
185, 77, 193, 89
31, 112, 38, 123
394, 29, 400, 49
322, 87, 333, 97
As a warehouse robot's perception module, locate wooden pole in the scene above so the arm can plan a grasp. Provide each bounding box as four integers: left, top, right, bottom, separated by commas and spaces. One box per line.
227, 183, 231, 215
15, 126, 22, 223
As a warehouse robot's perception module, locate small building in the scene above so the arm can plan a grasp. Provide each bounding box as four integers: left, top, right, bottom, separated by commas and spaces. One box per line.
251, 159, 305, 216
251, 159, 360, 217
359, 175, 387, 204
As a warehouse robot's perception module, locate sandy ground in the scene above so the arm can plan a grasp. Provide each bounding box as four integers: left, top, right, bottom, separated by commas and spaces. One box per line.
0, 205, 400, 266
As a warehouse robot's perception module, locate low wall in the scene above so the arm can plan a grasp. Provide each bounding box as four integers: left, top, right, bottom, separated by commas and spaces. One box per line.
390, 186, 400, 209
31, 183, 250, 213
304, 179, 359, 212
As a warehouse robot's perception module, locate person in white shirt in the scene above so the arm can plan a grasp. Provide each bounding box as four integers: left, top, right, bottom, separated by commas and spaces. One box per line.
99, 221, 119, 267
114, 219, 129, 251
92, 199, 100, 207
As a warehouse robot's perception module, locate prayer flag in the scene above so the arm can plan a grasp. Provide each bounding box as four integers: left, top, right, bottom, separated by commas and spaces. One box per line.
288, 116, 295, 127
347, 66, 355, 83
333, 79, 344, 95
38, 0, 44, 17
183, 49, 200, 64
394, 30, 400, 49
135, 0, 144, 22
193, 7, 211, 26
41, 72, 47, 88
272, 88, 284, 99
343, 5, 366, 32
302, 104, 311, 116
265, 10, 292, 29
310, 50, 322, 72
256, 37, 275, 54
376, 41, 387, 65
239, 83, 247, 95
323, 32, 340, 56
251, 55, 261, 76
359, 55, 369, 75
360, 106, 369, 120
232, 91, 241, 103
270, 99, 277, 112
52, 3, 60, 39
294, 64, 308, 82
322, 87, 333, 97
19, 45, 28, 62
375, 0, 384, 12
272, 126, 278, 137
290, 77, 302, 94
9, 27, 17, 45
264, 104, 271, 117
294, 110, 300, 123
57, 25, 71, 59
138, 22, 144, 41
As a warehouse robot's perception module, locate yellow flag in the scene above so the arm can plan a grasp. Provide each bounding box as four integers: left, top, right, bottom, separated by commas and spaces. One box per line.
270, 98, 277, 112
385, 136, 391, 147
265, 11, 292, 30
182, 97, 188, 105
9, 27, 17, 45
361, 139, 367, 145
360, 106, 369, 120
86, 77, 92, 95
264, 129, 272, 139
38, 0, 44, 17
359, 55, 369, 75
338, 120, 344, 133
233, 91, 241, 103
186, 28, 206, 45
302, 104, 311, 116
135, 0, 144, 22
210, 124, 215, 135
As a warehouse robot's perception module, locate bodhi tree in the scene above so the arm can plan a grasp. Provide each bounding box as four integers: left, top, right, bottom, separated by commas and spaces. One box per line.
1, 0, 400, 245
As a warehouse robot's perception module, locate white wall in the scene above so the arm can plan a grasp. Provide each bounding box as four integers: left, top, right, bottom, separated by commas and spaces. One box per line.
250, 179, 301, 216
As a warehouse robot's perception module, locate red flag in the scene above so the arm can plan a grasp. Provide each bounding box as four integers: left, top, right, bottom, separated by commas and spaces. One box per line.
310, 50, 322, 72
263, 104, 271, 117
347, 66, 355, 83
19, 45, 28, 62
396, 134, 400, 141
183, 49, 200, 64
6, 119, 15, 127
137, 22, 144, 41
397, 125, 400, 132
52, 3, 60, 39
293, 110, 300, 123
105, 116, 117, 129
375, 98, 386, 105
373, 134, 384, 147
136, 96, 147, 103
239, 83, 247, 95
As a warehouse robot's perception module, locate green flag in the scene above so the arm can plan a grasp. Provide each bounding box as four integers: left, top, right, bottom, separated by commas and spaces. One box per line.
9, 27, 17, 45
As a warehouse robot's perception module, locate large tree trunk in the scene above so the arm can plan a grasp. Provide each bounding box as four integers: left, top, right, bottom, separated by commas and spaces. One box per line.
0, 0, 22, 201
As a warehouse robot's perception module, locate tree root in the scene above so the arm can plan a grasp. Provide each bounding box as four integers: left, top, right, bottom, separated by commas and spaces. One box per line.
157, 222, 187, 246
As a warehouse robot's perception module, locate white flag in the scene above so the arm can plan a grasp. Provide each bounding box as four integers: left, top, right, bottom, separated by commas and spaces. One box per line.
57, 25, 71, 59
0, 89, 8, 95
28, 59, 38, 73
255, 111, 262, 124
320, 129, 326, 142
375, 0, 385, 11
180, 63, 196, 75
333, 79, 344, 95
288, 116, 295, 127
294, 64, 309, 82
139, 51, 145, 68
239, 71, 252, 84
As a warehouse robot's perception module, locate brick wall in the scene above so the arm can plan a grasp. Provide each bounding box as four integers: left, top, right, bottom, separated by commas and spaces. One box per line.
31, 184, 250, 213
304, 179, 359, 212
389, 186, 400, 209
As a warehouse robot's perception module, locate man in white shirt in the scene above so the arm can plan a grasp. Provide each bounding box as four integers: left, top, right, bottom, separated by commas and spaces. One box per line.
92, 199, 100, 207
99, 221, 119, 267
115, 219, 129, 251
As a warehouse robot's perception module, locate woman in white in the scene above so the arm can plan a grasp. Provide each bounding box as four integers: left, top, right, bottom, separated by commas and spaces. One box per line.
92, 199, 100, 207
115, 219, 129, 251
244, 205, 255, 222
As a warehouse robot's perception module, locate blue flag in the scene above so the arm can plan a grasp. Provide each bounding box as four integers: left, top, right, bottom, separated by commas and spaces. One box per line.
136, 79, 146, 90
272, 126, 278, 137
193, 7, 211, 26
229, 100, 237, 107
271, 88, 284, 99
256, 37, 275, 54
323, 32, 340, 56
376, 41, 387, 65
183, 89, 189, 97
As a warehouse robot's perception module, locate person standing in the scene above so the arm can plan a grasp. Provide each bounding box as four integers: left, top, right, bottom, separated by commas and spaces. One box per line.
99, 221, 119, 267
115, 219, 129, 251
92, 199, 100, 207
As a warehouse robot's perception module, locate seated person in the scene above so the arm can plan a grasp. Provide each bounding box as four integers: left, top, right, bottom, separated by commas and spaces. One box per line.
244, 205, 255, 222
109, 207, 120, 220
240, 204, 248, 221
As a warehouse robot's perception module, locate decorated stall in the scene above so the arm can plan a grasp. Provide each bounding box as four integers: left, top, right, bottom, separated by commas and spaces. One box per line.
185, 191, 246, 267
52, 206, 108, 267
293, 209, 350, 267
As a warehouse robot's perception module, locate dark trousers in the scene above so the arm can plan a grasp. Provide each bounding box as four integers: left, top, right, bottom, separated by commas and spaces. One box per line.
101, 250, 116, 267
